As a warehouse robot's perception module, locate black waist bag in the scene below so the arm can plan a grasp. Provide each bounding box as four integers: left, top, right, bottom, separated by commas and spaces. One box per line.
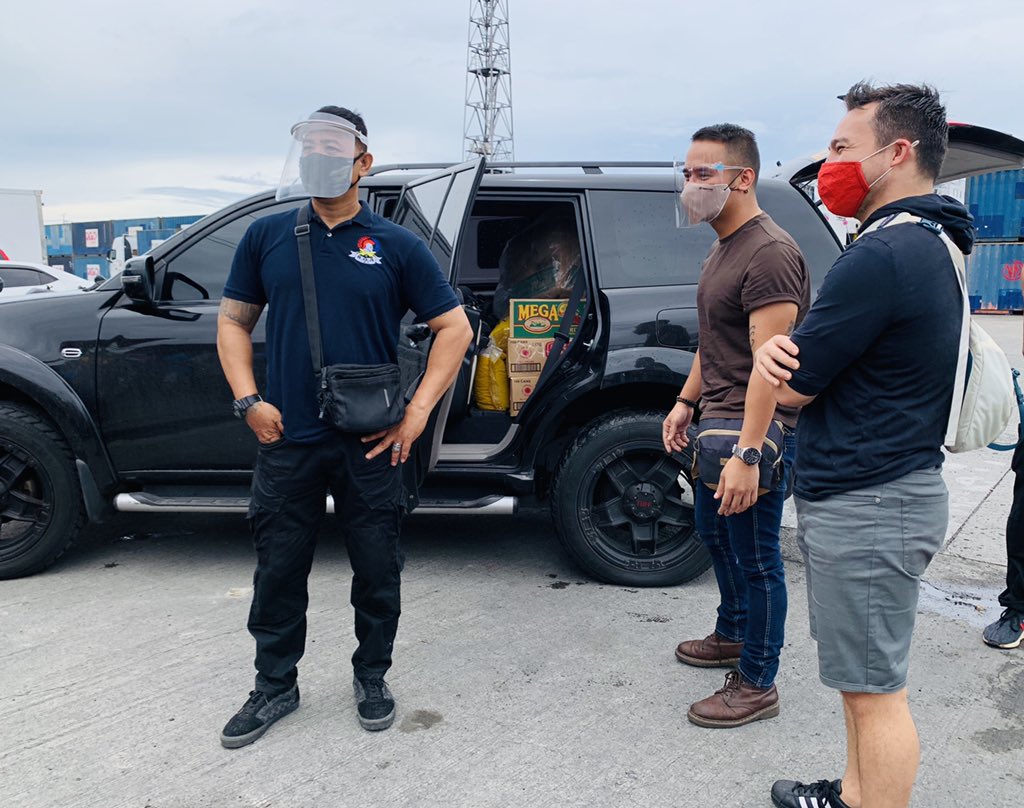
318, 363, 405, 433
692, 417, 785, 494
295, 204, 407, 434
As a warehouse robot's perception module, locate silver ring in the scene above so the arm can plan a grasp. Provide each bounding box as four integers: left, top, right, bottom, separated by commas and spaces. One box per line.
391, 442, 402, 451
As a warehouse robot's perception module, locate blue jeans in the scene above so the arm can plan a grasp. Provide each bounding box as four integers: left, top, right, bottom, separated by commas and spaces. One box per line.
693, 430, 794, 688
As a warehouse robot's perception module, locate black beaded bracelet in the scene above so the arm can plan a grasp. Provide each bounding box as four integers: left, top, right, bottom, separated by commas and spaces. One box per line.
676, 396, 698, 408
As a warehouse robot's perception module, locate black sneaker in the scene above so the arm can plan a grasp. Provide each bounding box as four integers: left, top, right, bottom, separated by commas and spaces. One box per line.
220, 686, 299, 749
353, 677, 395, 731
771, 778, 850, 808
983, 608, 1024, 649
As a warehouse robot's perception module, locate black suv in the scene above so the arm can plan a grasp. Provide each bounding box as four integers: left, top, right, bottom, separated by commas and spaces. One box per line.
2, 127, 1021, 585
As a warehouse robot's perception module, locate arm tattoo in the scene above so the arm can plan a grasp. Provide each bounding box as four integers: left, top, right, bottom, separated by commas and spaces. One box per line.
749, 324, 756, 351
786, 319, 795, 336
219, 298, 264, 331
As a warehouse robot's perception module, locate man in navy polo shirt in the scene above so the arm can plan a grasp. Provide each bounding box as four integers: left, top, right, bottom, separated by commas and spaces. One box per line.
216, 106, 472, 747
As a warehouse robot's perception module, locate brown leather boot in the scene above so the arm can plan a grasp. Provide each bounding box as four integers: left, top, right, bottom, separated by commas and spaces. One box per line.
687, 671, 779, 728
675, 632, 744, 667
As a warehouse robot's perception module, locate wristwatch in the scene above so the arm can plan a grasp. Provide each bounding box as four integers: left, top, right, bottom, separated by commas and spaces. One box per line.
731, 444, 762, 466
232, 394, 263, 419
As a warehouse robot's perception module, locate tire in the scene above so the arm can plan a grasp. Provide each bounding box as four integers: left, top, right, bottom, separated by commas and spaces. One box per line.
0, 403, 85, 579
550, 409, 709, 587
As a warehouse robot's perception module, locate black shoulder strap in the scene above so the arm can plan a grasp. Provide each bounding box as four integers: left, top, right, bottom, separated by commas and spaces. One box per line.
536, 267, 587, 388
294, 204, 324, 376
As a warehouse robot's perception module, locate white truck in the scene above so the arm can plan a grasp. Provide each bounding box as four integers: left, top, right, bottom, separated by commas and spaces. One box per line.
0, 189, 46, 263
107, 229, 140, 276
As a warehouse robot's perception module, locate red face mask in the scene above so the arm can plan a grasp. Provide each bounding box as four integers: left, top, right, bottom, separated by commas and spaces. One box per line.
817, 161, 872, 217
816, 139, 919, 218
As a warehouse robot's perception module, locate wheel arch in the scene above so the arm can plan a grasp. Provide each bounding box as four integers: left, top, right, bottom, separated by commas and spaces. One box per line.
0, 345, 117, 493
524, 352, 692, 489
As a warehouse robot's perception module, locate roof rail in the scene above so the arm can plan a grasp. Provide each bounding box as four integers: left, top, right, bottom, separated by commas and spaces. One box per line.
368, 161, 674, 176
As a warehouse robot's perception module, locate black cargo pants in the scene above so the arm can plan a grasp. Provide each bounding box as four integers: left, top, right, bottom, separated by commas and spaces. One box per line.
246, 431, 404, 696
1001, 435, 1024, 613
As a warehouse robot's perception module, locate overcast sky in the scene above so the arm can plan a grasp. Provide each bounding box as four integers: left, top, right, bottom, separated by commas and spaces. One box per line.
2, 0, 1022, 224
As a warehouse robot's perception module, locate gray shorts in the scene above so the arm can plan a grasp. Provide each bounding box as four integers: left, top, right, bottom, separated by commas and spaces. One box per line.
795, 467, 948, 693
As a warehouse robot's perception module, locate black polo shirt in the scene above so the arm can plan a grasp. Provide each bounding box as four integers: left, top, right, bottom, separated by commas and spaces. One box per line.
224, 201, 460, 443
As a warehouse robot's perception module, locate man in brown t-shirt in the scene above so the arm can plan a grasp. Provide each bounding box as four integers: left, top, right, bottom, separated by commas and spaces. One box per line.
662, 123, 810, 728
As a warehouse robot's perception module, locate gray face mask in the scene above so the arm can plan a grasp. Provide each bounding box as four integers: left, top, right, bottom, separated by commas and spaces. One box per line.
276, 111, 368, 201
298, 153, 356, 199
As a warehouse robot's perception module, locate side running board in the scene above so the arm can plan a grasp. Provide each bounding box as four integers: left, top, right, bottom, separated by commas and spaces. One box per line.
113, 493, 518, 516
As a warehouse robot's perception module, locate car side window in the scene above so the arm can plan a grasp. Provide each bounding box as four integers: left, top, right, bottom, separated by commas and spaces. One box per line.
589, 190, 715, 288
160, 199, 305, 301
0, 267, 45, 287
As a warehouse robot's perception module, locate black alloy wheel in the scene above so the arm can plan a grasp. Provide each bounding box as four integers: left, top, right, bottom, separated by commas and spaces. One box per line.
0, 403, 84, 579
551, 410, 710, 587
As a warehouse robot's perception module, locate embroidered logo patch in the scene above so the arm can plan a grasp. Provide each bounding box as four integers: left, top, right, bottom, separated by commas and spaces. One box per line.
350, 235, 383, 265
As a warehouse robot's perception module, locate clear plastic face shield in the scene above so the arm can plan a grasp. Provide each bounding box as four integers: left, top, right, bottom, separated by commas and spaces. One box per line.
673, 161, 748, 228
276, 112, 369, 201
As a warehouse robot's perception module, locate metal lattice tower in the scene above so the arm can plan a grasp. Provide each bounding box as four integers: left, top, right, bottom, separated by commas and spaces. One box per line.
463, 0, 514, 162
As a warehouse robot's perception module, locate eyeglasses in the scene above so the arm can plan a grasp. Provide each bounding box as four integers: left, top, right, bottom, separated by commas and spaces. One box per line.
679, 163, 747, 182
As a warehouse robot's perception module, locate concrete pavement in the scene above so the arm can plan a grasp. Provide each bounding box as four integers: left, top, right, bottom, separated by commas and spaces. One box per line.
2, 315, 1022, 808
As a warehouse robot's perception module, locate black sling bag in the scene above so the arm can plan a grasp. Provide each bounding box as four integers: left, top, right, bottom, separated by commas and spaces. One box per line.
294, 204, 405, 433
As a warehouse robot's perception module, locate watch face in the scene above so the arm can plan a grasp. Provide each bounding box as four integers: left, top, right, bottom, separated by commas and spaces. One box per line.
742, 447, 761, 465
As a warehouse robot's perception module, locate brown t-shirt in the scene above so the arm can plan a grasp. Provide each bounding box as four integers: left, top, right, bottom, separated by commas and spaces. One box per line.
696, 213, 811, 428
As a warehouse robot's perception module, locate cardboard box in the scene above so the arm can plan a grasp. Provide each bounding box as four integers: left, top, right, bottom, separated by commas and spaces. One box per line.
509, 375, 539, 416
507, 338, 552, 375
509, 298, 580, 340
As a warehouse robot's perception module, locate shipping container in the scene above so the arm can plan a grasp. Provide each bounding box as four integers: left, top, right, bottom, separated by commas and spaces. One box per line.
45, 223, 73, 256
137, 228, 177, 254
966, 242, 1024, 312
72, 255, 108, 281
48, 254, 73, 272
965, 169, 1024, 242
71, 221, 114, 255
111, 217, 160, 234
159, 214, 203, 230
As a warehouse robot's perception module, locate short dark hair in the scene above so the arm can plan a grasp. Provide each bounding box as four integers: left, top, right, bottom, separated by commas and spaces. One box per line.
691, 123, 761, 182
842, 81, 947, 181
316, 105, 368, 139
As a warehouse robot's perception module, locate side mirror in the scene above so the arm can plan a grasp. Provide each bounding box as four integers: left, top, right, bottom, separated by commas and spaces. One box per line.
121, 255, 156, 304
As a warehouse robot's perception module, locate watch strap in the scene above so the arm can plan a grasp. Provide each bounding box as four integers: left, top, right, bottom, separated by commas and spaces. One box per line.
731, 443, 761, 465
233, 394, 263, 416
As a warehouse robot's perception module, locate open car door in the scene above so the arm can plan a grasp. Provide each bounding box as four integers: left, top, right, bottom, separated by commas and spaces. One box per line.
389, 157, 486, 510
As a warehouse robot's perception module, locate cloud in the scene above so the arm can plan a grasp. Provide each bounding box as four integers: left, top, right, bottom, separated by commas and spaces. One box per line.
2, 0, 1021, 222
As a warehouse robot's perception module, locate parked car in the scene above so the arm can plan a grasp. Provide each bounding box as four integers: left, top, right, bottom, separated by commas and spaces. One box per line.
0, 260, 89, 297
1, 125, 1021, 585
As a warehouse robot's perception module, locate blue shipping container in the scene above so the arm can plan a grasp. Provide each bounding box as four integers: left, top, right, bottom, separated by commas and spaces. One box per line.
71, 221, 115, 255
965, 169, 1024, 242
45, 223, 74, 256
137, 228, 177, 254
72, 255, 109, 281
110, 217, 160, 235
159, 214, 203, 230
966, 242, 1024, 312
